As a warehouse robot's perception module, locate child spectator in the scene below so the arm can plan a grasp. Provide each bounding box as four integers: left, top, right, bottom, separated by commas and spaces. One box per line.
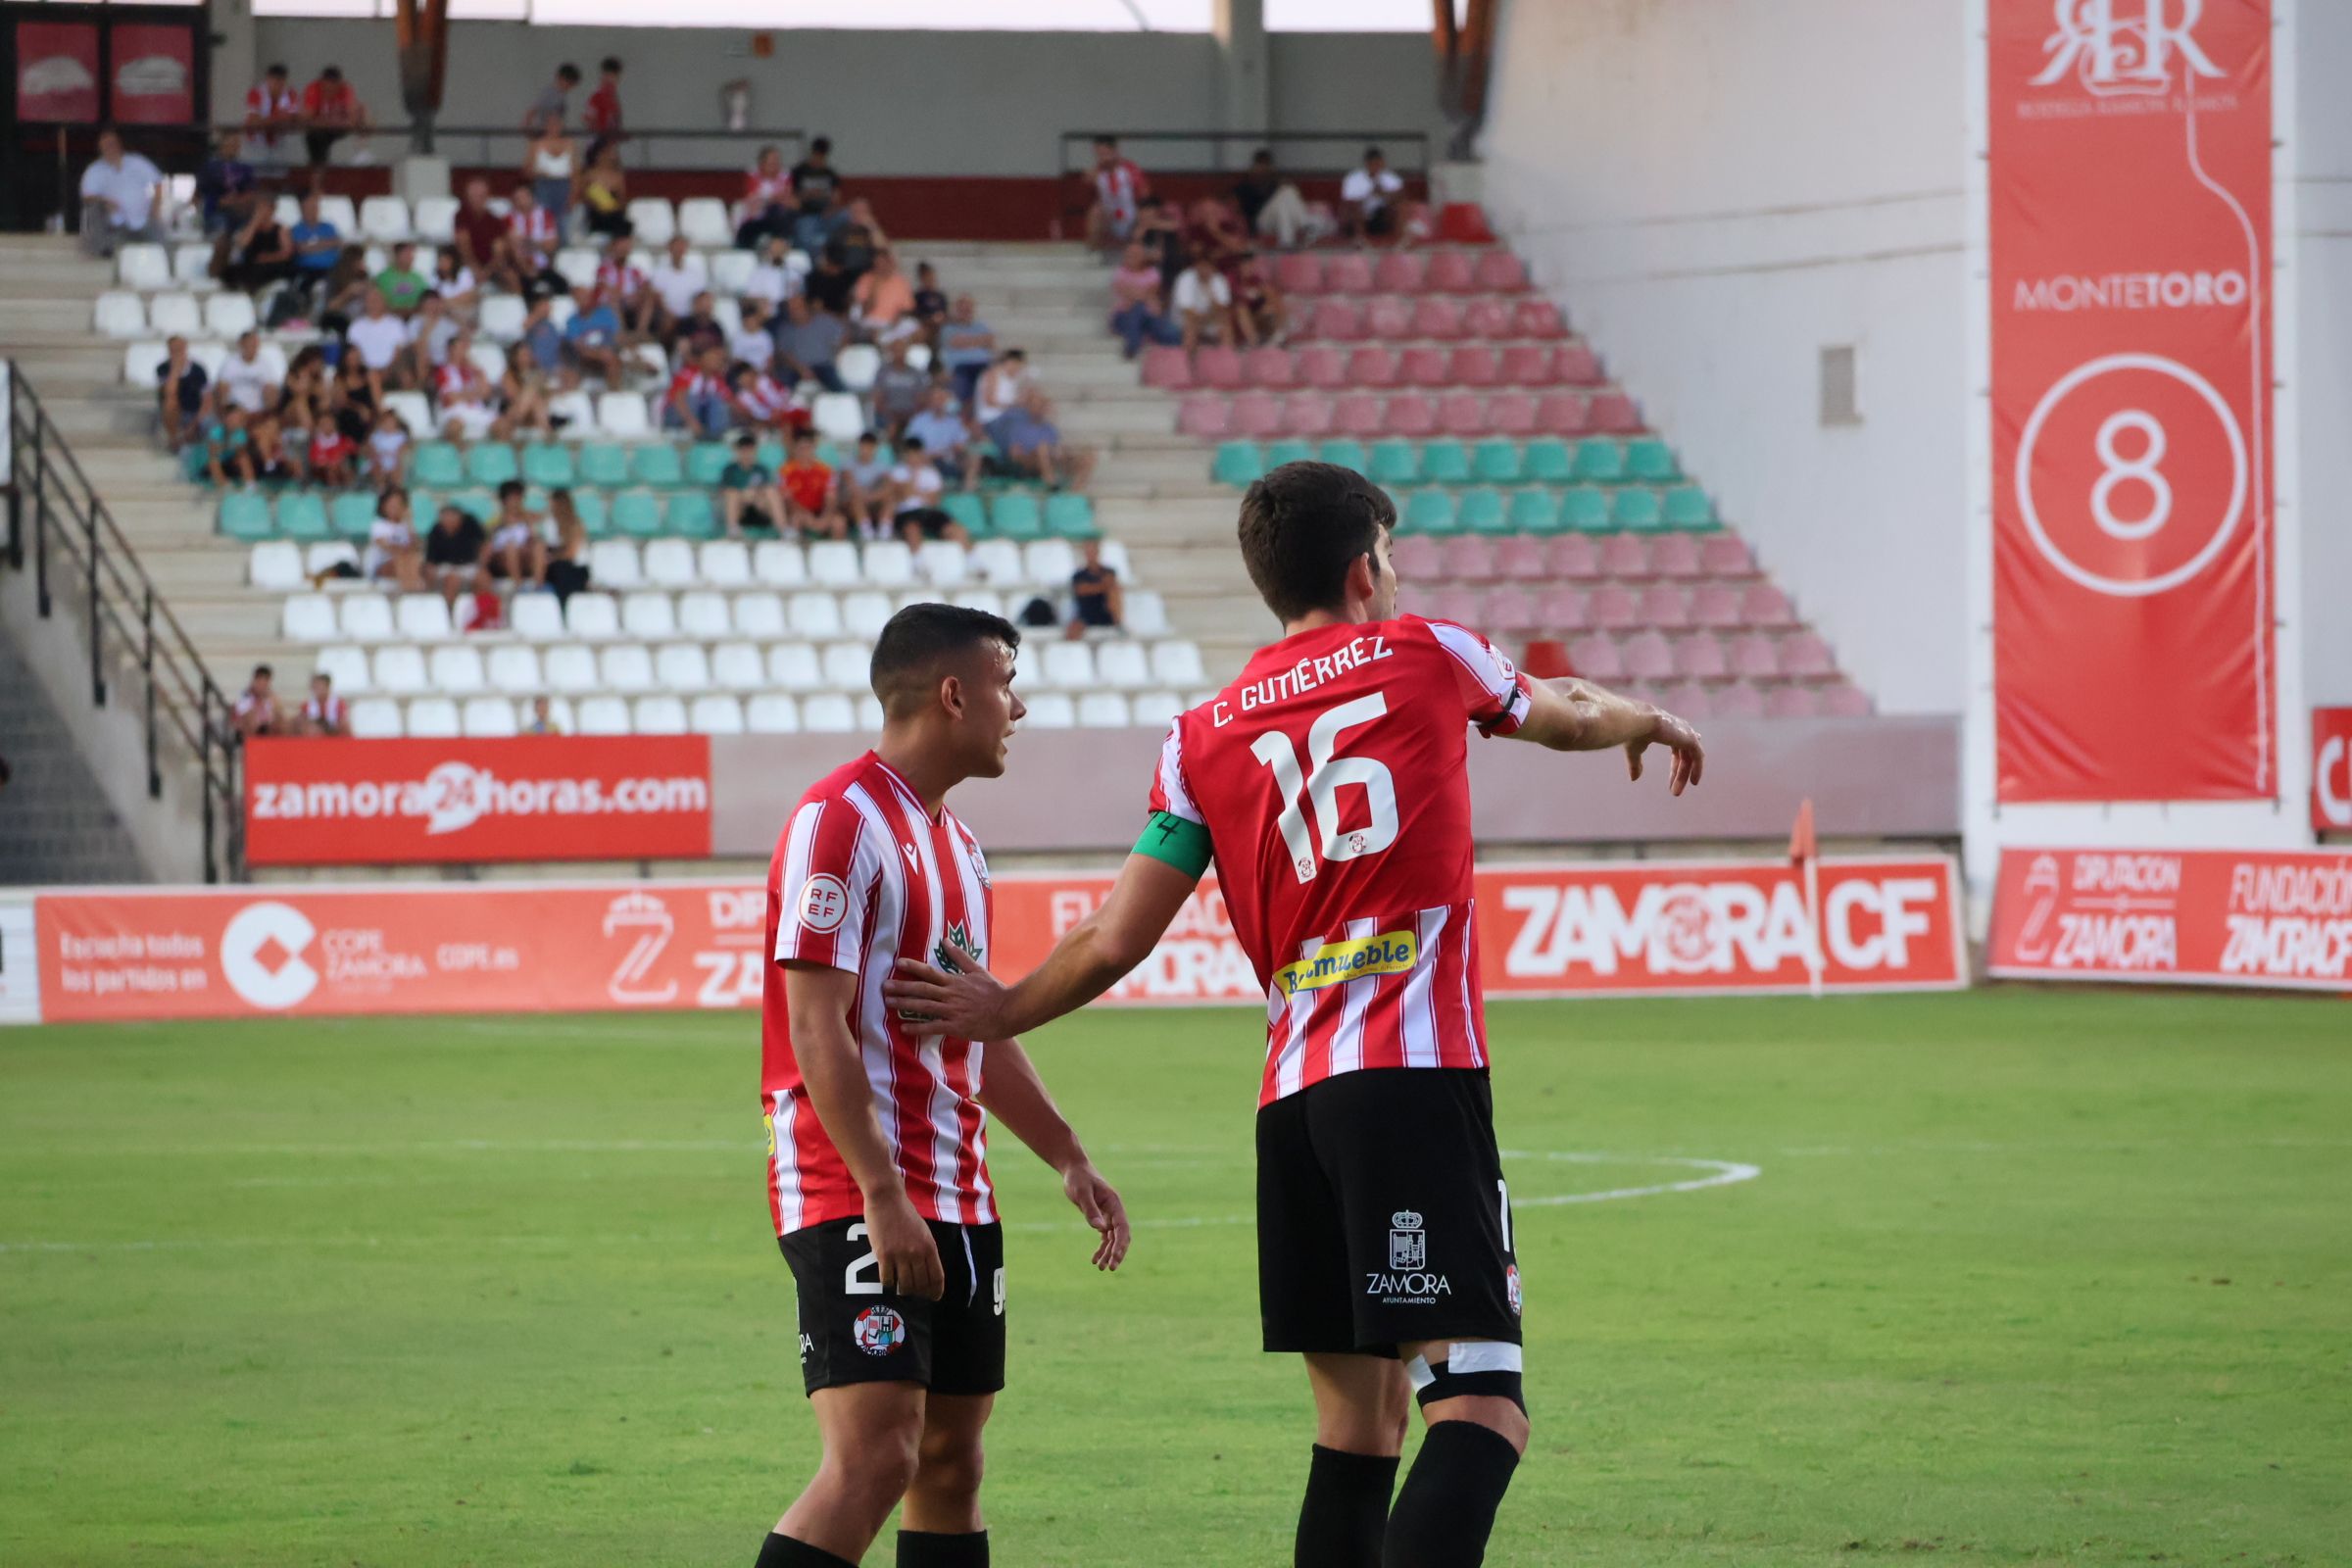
298, 672, 351, 736
500, 185, 565, 299
730, 362, 808, 436
732, 298, 778, 371
1174, 254, 1235, 352
1085, 135, 1149, 254
520, 298, 567, 384
911, 263, 949, 340
1067, 537, 1124, 639
308, 420, 358, 488
432, 247, 480, 320
973, 349, 1030, 428
526, 63, 580, 135
233, 664, 283, 739
367, 408, 411, 482
585, 58, 624, 144
155, 336, 211, 449
422, 503, 488, 606
485, 481, 547, 586
433, 332, 503, 440
364, 489, 421, 587
521, 695, 563, 736
499, 344, 559, 440
717, 433, 786, 537
246, 416, 300, 485
1109, 242, 1182, 359
543, 490, 592, 604
841, 432, 894, 532
886, 438, 966, 546
1231, 250, 1286, 347
778, 430, 847, 539
203, 406, 253, 486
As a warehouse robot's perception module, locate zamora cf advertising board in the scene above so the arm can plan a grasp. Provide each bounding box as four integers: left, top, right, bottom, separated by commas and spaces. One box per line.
22, 858, 1964, 1025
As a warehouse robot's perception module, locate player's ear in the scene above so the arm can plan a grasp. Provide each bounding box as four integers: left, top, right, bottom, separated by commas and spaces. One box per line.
937, 671, 965, 720
1345, 550, 1377, 607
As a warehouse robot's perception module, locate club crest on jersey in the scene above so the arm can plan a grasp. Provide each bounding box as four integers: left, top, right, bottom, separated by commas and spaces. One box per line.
1367, 1208, 1450, 1304
853, 1305, 906, 1356
897, 922, 985, 1022
1388, 1209, 1427, 1270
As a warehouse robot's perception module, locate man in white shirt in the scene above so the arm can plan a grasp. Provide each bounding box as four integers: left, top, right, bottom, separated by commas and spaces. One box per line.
742, 237, 801, 310
1341, 145, 1407, 241
79, 129, 167, 257
344, 288, 410, 376
217, 332, 279, 416
1172, 255, 1234, 353
647, 235, 707, 332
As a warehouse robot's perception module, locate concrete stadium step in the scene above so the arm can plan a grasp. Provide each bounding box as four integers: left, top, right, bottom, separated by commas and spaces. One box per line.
0, 625, 149, 885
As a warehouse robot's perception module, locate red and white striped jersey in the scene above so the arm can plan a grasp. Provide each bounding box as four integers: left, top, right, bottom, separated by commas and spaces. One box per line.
762, 751, 998, 1236
1147, 616, 1533, 1106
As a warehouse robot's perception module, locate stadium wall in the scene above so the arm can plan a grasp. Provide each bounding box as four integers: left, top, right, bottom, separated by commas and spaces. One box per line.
1473, 0, 1971, 720
2297, 0, 2352, 708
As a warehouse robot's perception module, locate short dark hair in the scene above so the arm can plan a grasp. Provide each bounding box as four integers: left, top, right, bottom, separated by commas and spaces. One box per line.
557, 63, 581, 83
253, 662, 274, 680
1363, 144, 1384, 162
498, 479, 523, 501
869, 604, 1020, 714
810, 135, 832, 155
601, 56, 622, 74
733, 433, 756, 450
1236, 462, 1396, 622
322, 66, 343, 80
267, 63, 288, 76
902, 436, 926, 453
1095, 134, 1117, 148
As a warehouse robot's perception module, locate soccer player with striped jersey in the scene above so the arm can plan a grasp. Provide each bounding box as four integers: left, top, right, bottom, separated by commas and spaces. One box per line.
886, 463, 1704, 1568
755, 604, 1131, 1568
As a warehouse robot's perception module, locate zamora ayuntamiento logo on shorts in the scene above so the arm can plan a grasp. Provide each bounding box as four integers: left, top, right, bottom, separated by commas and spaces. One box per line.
248, 760, 709, 836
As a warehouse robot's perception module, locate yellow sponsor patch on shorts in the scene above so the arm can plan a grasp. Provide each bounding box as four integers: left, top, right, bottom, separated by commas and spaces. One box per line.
1275, 929, 1421, 996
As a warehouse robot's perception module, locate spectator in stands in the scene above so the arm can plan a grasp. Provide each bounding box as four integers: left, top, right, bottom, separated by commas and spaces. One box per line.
740, 145, 796, 249
585, 58, 624, 147
363, 489, 422, 588
1067, 537, 1123, 640
498, 344, 559, 438
521, 695, 562, 736
989, 388, 1092, 491
243, 64, 301, 172
297, 671, 352, 737
526, 63, 580, 133
430, 248, 479, 320
524, 116, 579, 235
300, 66, 371, 168
331, 351, 382, 442
373, 244, 431, 316
903, 385, 980, 490
400, 291, 460, 389
486, 481, 548, 586
779, 430, 848, 539
885, 436, 960, 545
201, 407, 251, 485
594, 232, 657, 337
824, 199, 886, 284
911, 262, 949, 341
732, 298, 778, 370
422, 503, 488, 607
564, 292, 625, 387
218, 331, 279, 417
288, 192, 343, 311
1185, 196, 1251, 271
1341, 146, 1418, 244
648, 234, 706, 335
851, 250, 918, 342
1085, 135, 1149, 255
803, 252, 856, 318
196, 133, 260, 238
790, 136, 844, 253
1134, 196, 1185, 292
307, 416, 358, 488
869, 339, 929, 437
500, 184, 565, 300
1230, 249, 1286, 347
245, 416, 299, 485
973, 348, 1030, 429
936, 295, 996, 406
1233, 148, 1319, 249
1173, 253, 1235, 352
579, 140, 631, 239
218, 198, 294, 296
717, 433, 786, 537
1108, 241, 1183, 359
274, 348, 327, 450
774, 295, 846, 392
454, 179, 506, 283
742, 235, 800, 311
731, 358, 808, 436
841, 432, 894, 533
367, 407, 410, 483
315, 243, 375, 335
77, 129, 166, 257
520, 297, 567, 384
233, 664, 283, 740
672, 291, 727, 362
543, 490, 591, 604
663, 344, 733, 438
433, 331, 503, 440
156, 337, 211, 450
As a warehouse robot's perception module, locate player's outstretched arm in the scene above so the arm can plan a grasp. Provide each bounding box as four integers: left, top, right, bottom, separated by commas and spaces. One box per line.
783, 960, 946, 1299
884, 851, 1201, 1040
975, 1039, 1131, 1272
1510, 675, 1706, 795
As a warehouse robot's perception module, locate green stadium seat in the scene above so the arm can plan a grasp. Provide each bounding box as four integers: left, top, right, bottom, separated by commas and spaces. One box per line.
520, 443, 576, 489
1560, 485, 1612, 532
1662, 485, 1717, 529
329, 491, 377, 539
1522, 438, 1575, 484
612, 491, 662, 537
409, 489, 441, 525
756, 438, 789, 472
1611, 487, 1664, 530
1569, 438, 1625, 484
1213, 442, 1264, 487
815, 440, 848, 468
275, 491, 329, 541
570, 490, 612, 536
990, 491, 1045, 540
1419, 440, 1473, 486
409, 441, 464, 488
180, 445, 211, 483
1265, 439, 1314, 470
465, 442, 518, 488
219, 492, 273, 540
631, 443, 685, 488
940, 492, 988, 537
685, 442, 733, 488
666, 491, 718, 539
1457, 488, 1507, 534
448, 489, 497, 523
1367, 439, 1421, 486
1471, 439, 1523, 486
1508, 488, 1562, 534
1044, 494, 1096, 538
1318, 439, 1370, 474
1625, 438, 1680, 484
578, 442, 631, 489
1401, 488, 1457, 535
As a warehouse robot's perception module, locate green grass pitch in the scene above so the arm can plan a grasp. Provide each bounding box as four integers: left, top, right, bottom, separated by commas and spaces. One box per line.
3, 991, 2347, 1566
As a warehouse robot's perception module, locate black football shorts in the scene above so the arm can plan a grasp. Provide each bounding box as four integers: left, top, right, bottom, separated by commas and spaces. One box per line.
1256, 1066, 1522, 1355
777, 1215, 1006, 1396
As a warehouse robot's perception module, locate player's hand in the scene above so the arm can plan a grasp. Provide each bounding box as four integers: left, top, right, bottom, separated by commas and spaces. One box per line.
884, 957, 1014, 1040
1060, 1160, 1131, 1272
1629, 708, 1705, 796
864, 1188, 945, 1300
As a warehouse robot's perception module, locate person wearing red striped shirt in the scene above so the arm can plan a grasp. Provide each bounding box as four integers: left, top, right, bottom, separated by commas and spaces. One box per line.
886, 462, 1704, 1568
243, 65, 301, 172
755, 604, 1129, 1568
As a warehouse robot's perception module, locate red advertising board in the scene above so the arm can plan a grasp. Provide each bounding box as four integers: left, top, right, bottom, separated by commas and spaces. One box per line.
30, 857, 1963, 1024
109, 24, 195, 124
1987, 848, 2352, 991
2313, 709, 2352, 833
242, 736, 712, 865
16, 21, 100, 122
1988, 0, 2275, 801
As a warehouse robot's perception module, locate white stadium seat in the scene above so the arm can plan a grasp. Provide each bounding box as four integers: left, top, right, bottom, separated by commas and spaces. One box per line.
733, 592, 788, 638
413, 196, 460, 243
677, 592, 732, 640
548, 389, 596, 437
634, 695, 690, 734
643, 538, 698, 587
807, 541, 861, 589
1152, 641, 1207, 687
752, 540, 808, 588
906, 345, 932, 372
587, 540, 643, 590
554, 247, 602, 293
1096, 641, 1152, 691
372, 645, 429, 696
834, 344, 881, 393
509, 593, 565, 640
94, 291, 146, 338
1129, 690, 1185, 729
1077, 692, 1133, 728
655, 643, 712, 691
711, 642, 767, 691
338, 595, 395, 641
746, 693, 803, 733
801, 693, 857, 732
122, 340, 170, 386
396, 595, 455, 642
577, 696, 631, 735
1039, 642, 1096, 691
544, 644, 600, 693
172, 244, 218, 291
710, 249, 757, 296
861, 541, 916, 589
597, 393, 652, 439
811, 392, 865, 444
841, 591, 893, 641
463, 696, 518, 737
360, 195, 412, 242
565, 592, 621, 638
318, 196, 360, 236
428, 645, 487, 696
789, 591, 844, 640
385, 391, 435, 437
147, 293, 203, 336
466, 341, 507, 384
1100, 539, 1135, 578
916, 542, 969, 586
1024, 540, 1077, 585
601, 643, 656, 693
116, 243, 171, 290
362, 245, 390, 277
689, 693, 746, 734
487, 644, 544, 693
406, 697, 462, 738
1123, 589, 1171, 639
625, 199, 677, 246
204, 293, 258, 339
281, 594, 337, 641
955, 589, 1006, 618
820, 642, 869, 692
349, 698, 403, 738
248, 541, 304, 591
1023, 693, 1077, 728
305, 542, 359, 577
273, 195, 303, 229
768, 643, 823, 691
678, 197, 734, 249
313, 645, 372, 695
620, 591, 677, 640
476, 293, 528, 343
699, 539, 753, 587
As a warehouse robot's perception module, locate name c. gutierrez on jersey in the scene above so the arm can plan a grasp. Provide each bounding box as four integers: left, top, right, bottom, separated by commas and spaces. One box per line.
1209, 631, 1396, 726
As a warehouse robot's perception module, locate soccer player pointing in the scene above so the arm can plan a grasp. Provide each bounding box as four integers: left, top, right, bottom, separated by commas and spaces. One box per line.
757, 605, 1130, 1568
886, 464, 1703, 1568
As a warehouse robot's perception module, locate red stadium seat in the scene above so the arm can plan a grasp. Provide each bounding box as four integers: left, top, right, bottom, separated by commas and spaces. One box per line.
1312, 301, 1367, 341
1196, 346, 1246, 390
1740, 583, 1797, 628
1779, 631, 1837, 680
1398, 344, 1453, 387
1390, 534, 1444, 581
1297, 344, 1350, 389
1345, 346, 1399, 388
1383, 394, 1438, 437
1247, 346, 1298, 388
1486, 393, 1537, 436
1448, 346, 1501, 387
1713, 681, 1767, 718
1522, 637, 1574, 679
1690, 583, 1745, 630
1699, 534, 1757, 576
1546, 534, 1602, 580
1459, 298, 1510, 339
1484, 586, 1538, 635
1230, 392, 1285, 438
1439, 203, 1496, 244
1282, 393, 1336, 438
1569, 633, 1626, 682
1599, 533, 1653, 577
1499, 343, 1557, 386
1588, 584, 1641, 630
1641, 585, 1694, 630
1366, 296, 1415, 338
1427, 251, 1480, 294
1651, 534, 1705, 579
1393, 583, 1439, 620
1586, 392, 1642, 433
1431, 586, 1486, 625
1764, 685, 1818, 719
1730, 634, 1781, 681
1178, 395, 1230, 439
1333, 393, 1387, 437
1673, 633, 1729, 681
1653, 681, 1712, 720
1818, 683, 1873, 717
1439, 393, 1487, 436
1536, 393, 1592, 435
1621, 631, 1676, 683
1411, 298, 1466, 340
1536, 585, 1592, 631
1275, 253, 1324, 295
1552, 344, 1602, 385
1376, 252, 1430, 293
1474, 252, 1529, 292
1514, 299, 1567, 338
1141, 346, 1193, 388
1495, 535, 1546, 577
1445, 536, 1500, 584
1325, 253, 1376, 294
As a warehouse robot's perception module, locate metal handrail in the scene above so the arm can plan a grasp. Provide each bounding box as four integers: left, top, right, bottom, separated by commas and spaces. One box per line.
34, 120, 808, 173
1055, 127, 1432, 176
3, 363, 242, 882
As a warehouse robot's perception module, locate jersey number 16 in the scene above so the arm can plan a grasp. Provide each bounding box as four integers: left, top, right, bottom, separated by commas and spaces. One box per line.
1250, 693, 1399, 885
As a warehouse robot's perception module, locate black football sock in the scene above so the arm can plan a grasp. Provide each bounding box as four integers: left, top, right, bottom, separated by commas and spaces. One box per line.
1381, 1422, 1521, 1568
1296, 1444, 1401, 1568
755, 1533, 858, 1568
897, 1527, 989, 1566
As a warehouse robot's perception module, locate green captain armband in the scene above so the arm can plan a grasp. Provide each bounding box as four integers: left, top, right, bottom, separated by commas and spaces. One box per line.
1134, 810, 1214, 877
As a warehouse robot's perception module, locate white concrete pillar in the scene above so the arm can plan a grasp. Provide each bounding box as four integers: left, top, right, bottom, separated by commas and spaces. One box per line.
1214, 0, 1269, 171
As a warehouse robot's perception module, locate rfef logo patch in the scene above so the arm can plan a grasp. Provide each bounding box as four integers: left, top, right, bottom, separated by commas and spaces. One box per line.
798, 874, 851, 934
